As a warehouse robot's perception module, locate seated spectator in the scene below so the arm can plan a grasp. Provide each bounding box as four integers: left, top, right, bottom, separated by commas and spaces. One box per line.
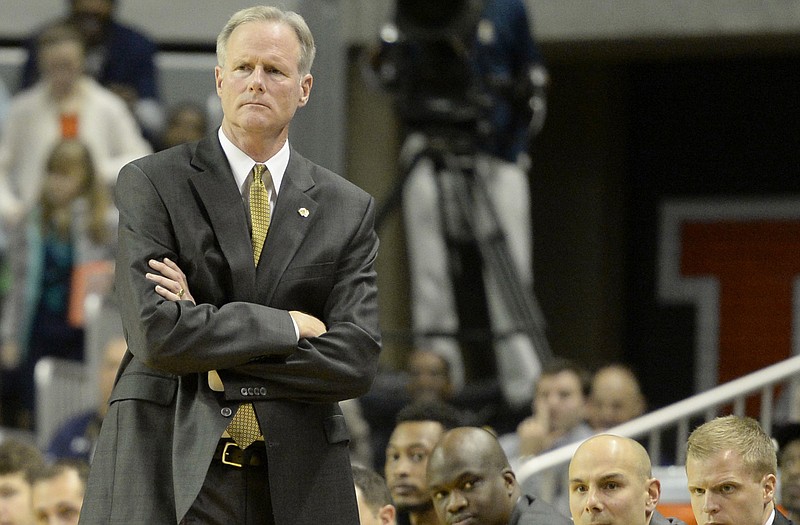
686, 415, 791, 525
30, 459, 89, 525
156, 102, 208, 151
568, 434, 686, 525
385, 400, 468, 525
0, 22, 151, 225
353, 464, 397, 525
0, 138, 117, 429
773, 422, 800, 522
46, 334, 126, 462
427, 426, 572, 525
588, 363, 646, 431
406, 348, 455, 403
21, 0, 164, 144
499, 358, 593, 514
0, 438, 45, 525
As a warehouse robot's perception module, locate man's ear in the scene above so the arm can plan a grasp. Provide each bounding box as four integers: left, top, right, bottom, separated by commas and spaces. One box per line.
379, 504, 396, 525
645, 478, 661, 514
762, 473, 777, 503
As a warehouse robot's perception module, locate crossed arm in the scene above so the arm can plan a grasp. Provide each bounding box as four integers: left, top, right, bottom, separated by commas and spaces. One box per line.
145, 257, 326, 339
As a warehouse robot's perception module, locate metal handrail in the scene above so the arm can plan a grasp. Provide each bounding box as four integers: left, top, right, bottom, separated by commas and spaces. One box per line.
515, 354, 800, 484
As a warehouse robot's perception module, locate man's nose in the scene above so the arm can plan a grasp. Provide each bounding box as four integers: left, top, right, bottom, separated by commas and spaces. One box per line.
446, 489, 467, 514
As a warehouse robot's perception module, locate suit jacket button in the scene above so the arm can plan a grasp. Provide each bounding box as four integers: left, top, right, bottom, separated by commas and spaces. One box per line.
240, 387, 248, 396
247, 387, 255, 396
259, 387, 267, 395
221, 407, 232, 417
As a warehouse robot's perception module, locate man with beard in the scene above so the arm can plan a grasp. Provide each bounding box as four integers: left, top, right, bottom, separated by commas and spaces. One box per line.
21, 0, 163, 143
385, 400, 467, 525
427, 426, 571, 525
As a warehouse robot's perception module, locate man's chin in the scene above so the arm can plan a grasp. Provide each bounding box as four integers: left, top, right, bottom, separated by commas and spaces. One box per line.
395, 499, 434, 514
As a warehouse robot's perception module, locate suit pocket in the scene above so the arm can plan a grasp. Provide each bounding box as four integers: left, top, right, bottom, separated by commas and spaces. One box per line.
323, 414, 350, 444
109, 373, 177, 406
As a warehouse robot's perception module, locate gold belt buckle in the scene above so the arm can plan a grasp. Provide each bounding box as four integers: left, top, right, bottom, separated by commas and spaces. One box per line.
221, 441, 244, 468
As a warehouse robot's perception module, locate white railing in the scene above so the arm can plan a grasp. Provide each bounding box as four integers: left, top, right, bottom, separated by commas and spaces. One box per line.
516, 354, 800, 486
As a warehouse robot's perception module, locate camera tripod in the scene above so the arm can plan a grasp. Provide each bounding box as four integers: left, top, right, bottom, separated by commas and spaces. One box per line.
384, 129, 553, 376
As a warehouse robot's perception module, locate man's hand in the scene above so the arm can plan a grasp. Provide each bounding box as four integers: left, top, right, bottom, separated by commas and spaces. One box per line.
289, 311, 327, 339
517, 397, 553, 457
146, 258, 195, 304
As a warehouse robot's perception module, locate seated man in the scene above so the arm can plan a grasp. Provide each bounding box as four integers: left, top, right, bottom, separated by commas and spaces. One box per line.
686, 415, 793, 525
353, 464, 396, 525
568, 434, 686, 525
384, 400, 467, 525
0, 439, 44, 525
30, 459, 89, 525
427, 426, 571, 525
587, 363, 646, 431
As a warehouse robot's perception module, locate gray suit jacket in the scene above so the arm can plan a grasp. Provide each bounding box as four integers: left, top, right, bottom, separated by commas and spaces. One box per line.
651, 509, 687, 525
79, 132, 381, 524
509, 494, 572, 525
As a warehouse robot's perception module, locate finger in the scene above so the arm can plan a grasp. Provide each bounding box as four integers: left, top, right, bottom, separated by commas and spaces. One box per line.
533, 397, 550, 426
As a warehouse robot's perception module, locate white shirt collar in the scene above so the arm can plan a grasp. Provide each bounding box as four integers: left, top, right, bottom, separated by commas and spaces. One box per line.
217, 127, 290, 198
764, 508, 776, 525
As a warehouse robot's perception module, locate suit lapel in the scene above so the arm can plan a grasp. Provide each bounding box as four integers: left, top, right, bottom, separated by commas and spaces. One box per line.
188, 134, 257, 302
258, 148, 318, 303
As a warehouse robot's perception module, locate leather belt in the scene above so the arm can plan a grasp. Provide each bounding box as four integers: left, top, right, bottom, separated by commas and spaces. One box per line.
212, 440, 266, 468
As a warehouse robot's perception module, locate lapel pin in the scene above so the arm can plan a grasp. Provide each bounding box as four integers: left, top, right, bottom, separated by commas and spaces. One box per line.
298, 207, 309, 217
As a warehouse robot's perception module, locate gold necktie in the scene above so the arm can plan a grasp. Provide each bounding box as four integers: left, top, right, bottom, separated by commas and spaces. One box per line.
226, 164, 270, 449
249, 163, 271, 266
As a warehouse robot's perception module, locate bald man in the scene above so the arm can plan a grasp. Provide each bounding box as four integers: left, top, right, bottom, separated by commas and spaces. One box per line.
568, 434, 685, 525
426, 427, 571, 525
588, 364, 646, 431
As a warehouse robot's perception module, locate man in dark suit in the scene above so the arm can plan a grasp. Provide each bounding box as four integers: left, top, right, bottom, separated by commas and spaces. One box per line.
79, 6, 381, 525
686, 416, 794, 525
426, 426, 572, 525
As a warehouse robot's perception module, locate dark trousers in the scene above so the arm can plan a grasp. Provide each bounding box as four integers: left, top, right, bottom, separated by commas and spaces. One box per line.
180, 443, 273, 525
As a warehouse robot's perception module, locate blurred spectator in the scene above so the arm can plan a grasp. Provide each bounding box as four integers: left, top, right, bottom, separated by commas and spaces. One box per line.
30, 459, 88, 525
406, 348, 455, 403
499, 358, 593, 515
353, 464, 397, 525
0, 139, 117, 429
45, 335, 125, 462
0, 22, 150, 226
588, 363, 647, 431
20, 0, 164, 144
156, 101, 208, 151
773, 422, 800, 521
0, 438, 45, 525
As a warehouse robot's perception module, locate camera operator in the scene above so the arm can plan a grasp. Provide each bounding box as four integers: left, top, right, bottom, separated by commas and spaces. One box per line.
372, 0, 549, 410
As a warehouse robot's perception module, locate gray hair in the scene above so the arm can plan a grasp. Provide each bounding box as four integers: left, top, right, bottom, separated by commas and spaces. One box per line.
216, 5, 316, 76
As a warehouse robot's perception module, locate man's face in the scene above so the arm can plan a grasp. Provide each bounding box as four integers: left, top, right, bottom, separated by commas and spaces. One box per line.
568, 438, 657, 525
31, 470, 84, 525
427, 449, 513, 525
780, 441, 800, 516
0, 472, 36, 525
686, 449, 775, 525
534, 370, 586, 434
588, 369, 645, 430
407, 351, 452, 402
385, 421, 444, 511
215, 20, 312, 148
70, 0, 113, 45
